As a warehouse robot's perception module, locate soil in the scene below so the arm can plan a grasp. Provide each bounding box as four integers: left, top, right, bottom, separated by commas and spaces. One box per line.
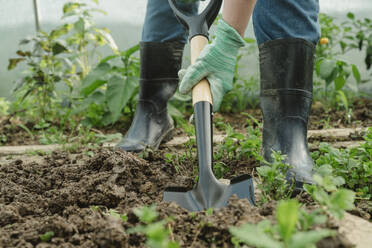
1, 98, 371, 147
215, 98, 372, 132
0, 148, 355, 247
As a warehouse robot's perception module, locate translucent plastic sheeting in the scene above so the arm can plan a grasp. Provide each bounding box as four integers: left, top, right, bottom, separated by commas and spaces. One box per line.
0, 0, 371, 98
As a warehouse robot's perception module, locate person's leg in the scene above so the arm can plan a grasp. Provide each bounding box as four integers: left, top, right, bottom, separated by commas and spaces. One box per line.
142, 0, 189, 43
117, 0, 192, 152
252, 0, 320, 188
253, 0, 320, 45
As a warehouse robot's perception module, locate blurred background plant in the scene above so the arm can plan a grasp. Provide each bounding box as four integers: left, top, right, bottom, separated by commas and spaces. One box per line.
314, 12, 372, 115
2, 1, 372, 145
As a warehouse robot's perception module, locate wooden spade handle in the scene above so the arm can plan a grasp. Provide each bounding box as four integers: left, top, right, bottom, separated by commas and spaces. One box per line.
190, 35, 213, 105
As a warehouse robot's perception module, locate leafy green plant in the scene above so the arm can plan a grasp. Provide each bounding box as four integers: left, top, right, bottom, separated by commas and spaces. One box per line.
77, 44, 140, 125
256, 152, 293, 203
214, 122, 262, 162
8, 30, 70, 121
229, 199, 334, 248
311, 130, 372, 199
106, 209, 128, 222
8, 0, 117, 125
0, 98, 10, 116
61, 0, 118, 78
128, 206, 179, 248
314, 12, 372, 110
304, 164, 356, 219
40, 231, 54, 242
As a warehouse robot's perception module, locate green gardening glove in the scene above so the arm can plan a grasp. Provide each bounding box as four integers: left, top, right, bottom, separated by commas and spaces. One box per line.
179, 19, 246, 111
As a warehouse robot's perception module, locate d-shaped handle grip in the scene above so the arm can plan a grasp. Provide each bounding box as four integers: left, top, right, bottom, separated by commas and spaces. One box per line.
168, 0, 223, 40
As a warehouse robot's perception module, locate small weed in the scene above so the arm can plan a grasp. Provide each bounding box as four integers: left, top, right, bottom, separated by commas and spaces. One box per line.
40, 231, 54, 242
304, 164, 355, 219
129, 205, 179, 248
256, 152, 293, 203
106, 209, 128, 222
311, 128, 372, 199
205, 208, 214, 216
229, 199, 335, 248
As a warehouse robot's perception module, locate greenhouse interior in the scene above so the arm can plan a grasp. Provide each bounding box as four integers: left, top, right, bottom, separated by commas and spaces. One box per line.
0, 0, 371, 247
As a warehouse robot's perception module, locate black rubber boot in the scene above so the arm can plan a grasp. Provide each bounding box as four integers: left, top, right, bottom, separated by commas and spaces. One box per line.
258, 38, 315, 188
116, 42, 184, 152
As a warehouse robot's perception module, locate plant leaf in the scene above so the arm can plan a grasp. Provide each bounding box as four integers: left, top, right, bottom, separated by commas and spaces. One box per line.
277, 200, 299, 243
289, 230, 335, 248
81, 63, 111, 96
319, 59, 337, 82
106, 74, 136, 123
351, 64, 361, 84
8, 58, 25, 70
229, 223, 283, 248
334, 76, 346, 90
52, 42, 68, 55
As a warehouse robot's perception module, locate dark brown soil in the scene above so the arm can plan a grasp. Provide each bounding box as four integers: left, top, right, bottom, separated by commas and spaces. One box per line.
0, 149, 353, 247
215, 98, 372, 132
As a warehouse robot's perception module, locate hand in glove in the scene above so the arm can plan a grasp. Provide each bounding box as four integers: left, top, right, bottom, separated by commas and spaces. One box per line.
179, 19, 246, 111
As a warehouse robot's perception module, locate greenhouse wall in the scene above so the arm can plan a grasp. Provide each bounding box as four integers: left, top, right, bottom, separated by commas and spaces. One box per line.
0, 0, 371, 98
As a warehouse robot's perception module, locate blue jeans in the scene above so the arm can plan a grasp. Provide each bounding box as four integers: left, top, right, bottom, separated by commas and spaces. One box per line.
142, 0, 320, 45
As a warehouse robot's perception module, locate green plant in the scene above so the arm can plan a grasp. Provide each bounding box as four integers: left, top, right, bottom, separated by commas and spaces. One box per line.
40, 231, 54, 242
311, 131, 372, 199
256, 152, 293, 203
304, 164, 356, 219
314, 12, 372, 110
61, 0, 118, 78
8, 30, 70, 120
106, 209, 128, 222
0, 98, 10, 116
8, 0, 117, 125
78, 44, 140, 126
229, 199, 334, 248
214, 123, 262, 162
128, 206, 179, 248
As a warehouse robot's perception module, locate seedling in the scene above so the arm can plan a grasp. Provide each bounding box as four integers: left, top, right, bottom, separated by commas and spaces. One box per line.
40, 231, 54, 242
229, 199, 335, 248
129, 206, 179, 248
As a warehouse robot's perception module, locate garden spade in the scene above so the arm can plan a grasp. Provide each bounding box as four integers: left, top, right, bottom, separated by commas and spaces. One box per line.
163, 0, 255, 211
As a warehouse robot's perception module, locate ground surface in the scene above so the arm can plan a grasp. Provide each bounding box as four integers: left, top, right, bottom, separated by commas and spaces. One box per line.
0, 148, 365, 247
1, 99, 371, 146
0, 99, 371, 247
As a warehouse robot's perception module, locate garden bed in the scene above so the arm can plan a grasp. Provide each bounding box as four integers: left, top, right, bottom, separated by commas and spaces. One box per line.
0, 149, 360, 247
1, 98, 371, 147
0, 147, 371, 247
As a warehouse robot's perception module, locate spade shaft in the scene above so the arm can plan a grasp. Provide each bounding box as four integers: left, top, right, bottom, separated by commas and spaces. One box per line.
163, 0, 255, 211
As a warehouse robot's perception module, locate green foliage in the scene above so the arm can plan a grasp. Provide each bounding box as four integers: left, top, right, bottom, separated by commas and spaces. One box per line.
107, 209, 128, 222
40, 231, 54, 242
214, 120, 262, 162
8, 0, 117, 125
0, 98, 9, 116
314, 12, 372, 110
129, 206, 179, 248
304, 161, 356, 219
311, 128, 372, 199
229, 199, 335, 248
133, 205, 159, 224
77, 44, 140, 125
257, 152, 293, 203
213, 119, 261, 178
304, 185, 355, 220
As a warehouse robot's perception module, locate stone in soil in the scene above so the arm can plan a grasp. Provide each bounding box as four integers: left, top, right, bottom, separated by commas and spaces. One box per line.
0, 149, 353, 247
